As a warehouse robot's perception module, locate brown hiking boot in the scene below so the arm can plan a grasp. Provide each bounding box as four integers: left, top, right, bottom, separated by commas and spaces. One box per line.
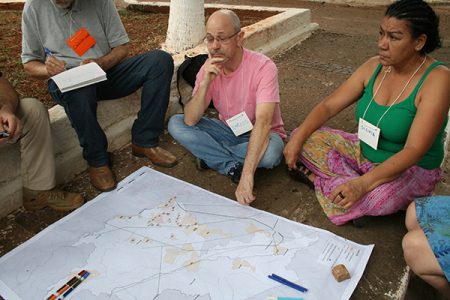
23, 188, 84, 212
131, 145, 178, 168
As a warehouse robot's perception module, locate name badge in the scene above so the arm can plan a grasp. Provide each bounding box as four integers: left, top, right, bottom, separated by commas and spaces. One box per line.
358, 118, 380, 150
226, 112, 253, 136
67, 27, 96, 57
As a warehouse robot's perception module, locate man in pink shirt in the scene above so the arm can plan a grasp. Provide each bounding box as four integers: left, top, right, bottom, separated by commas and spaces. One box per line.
169, 9, 285, 205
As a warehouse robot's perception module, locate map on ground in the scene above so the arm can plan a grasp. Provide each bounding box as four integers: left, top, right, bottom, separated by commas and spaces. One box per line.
0, 167, 373, 300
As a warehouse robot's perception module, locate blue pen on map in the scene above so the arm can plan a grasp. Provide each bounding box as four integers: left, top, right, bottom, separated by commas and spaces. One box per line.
268, 273, 308, 293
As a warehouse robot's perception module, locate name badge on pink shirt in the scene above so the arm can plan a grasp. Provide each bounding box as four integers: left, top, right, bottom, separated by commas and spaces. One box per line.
226, 112, 253, 136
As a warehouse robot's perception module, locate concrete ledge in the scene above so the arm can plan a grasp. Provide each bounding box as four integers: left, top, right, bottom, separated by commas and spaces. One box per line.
51, 94, 142, 182
0, 94, 141, 217
0, 3, 316, 218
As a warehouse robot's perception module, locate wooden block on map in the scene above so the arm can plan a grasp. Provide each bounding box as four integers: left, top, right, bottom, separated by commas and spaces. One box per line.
332, 264, 351, 282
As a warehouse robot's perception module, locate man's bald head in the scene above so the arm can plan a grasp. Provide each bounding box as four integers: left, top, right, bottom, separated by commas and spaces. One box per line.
207, 9, 241, 33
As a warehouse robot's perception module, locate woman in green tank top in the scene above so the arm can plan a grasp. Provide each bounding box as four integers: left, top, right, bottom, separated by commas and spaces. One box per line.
284, 0, 449, 295
285, 0, 449, 224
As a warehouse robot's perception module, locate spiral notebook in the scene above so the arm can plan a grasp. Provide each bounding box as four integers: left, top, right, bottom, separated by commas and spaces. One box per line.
51, 62, 107, 93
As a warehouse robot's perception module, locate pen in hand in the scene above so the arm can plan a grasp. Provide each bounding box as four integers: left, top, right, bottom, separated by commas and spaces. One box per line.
44, 47, 67, 73
44, 47, 53, 58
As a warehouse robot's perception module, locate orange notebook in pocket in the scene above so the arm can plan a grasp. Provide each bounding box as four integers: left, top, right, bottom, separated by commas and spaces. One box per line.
67, 27, 96, 57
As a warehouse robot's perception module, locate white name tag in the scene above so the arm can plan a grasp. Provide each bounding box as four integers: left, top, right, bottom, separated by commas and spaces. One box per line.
358, 118, 380, 150
226, 111, 253, 136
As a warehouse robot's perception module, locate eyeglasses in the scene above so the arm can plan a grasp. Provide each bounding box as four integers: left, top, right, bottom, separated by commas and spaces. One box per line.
204, 31, 240, 45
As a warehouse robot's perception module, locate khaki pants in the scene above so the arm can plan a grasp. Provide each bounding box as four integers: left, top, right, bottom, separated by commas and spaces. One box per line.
16, 98, 56, 190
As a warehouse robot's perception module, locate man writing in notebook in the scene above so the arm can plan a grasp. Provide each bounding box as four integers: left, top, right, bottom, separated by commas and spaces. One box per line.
0, 70, 83, 211
168, 9, 285, 205
21, 0, 177, 192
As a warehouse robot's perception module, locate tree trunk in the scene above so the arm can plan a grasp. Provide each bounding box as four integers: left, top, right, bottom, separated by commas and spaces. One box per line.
164, 0, 205, 53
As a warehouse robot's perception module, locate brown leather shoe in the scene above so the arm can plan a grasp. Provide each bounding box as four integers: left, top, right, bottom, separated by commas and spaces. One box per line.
132, 144, 178, 168
23, 188, 84, 212
89, 166, 117, 192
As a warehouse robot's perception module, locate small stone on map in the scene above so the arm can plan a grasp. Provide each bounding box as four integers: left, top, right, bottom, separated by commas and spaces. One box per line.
332, 264, 351, 282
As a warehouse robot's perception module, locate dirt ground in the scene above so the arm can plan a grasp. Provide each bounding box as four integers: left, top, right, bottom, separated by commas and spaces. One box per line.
0, 1, 449, 299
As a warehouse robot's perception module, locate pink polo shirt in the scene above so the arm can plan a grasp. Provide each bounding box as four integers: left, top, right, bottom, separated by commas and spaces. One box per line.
193, 48, 286, 139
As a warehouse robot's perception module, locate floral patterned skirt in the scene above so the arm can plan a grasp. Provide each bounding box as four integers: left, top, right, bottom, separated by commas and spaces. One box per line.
297, 127, 442, 225
416, 196, 450, 282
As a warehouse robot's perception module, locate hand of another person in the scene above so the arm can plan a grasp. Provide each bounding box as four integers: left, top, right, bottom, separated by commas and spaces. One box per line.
330, 177, 368, 210
235, 176, 256, 206
80, 58, 94, 65
202, 57, 224, 84
80, 58, 102, 69
283, 139, 302, 170
45, 56, 66, 77
0, 109, 21, 144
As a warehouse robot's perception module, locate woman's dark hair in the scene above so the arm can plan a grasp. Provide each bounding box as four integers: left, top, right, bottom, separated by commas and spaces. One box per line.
385, 0, 441, 54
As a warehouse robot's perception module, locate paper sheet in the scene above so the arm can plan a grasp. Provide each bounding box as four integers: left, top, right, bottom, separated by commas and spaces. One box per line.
51, 62, 106, 93
0, 167, 373, 300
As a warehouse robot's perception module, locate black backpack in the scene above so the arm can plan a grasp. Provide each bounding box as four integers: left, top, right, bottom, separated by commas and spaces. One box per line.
177, 54, 211, 107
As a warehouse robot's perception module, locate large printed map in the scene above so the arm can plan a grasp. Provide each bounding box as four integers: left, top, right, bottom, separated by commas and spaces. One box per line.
0, 167, 373, 300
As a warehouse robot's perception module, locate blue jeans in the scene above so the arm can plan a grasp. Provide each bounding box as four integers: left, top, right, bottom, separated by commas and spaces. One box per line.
168, 114, 284, 175
48, 50, 174, 167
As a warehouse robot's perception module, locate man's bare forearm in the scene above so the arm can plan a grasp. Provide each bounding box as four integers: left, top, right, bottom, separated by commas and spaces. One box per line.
95, 44, 129, 71
241, 121, 271, 178
23, 60, 51, 80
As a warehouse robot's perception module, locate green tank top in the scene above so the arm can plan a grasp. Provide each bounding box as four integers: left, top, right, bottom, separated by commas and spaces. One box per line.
355, 61, 448, 169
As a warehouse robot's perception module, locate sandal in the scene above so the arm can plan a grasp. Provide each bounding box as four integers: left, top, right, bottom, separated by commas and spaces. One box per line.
288, 161, 315, 190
